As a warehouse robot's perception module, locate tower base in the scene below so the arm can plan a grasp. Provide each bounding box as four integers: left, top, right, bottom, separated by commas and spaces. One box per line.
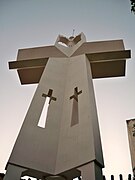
4, 161, 103, 180
78, 161, 103, 180
3, 164, 27, 180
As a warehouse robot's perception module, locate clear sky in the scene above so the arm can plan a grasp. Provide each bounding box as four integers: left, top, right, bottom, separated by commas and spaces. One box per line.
0, 0, 135, 179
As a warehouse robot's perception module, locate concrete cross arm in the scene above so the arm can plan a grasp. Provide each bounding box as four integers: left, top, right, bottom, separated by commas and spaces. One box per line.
88, 49, 131, 79
8, 39, 131, 84
9, 45, 67, 70
72, 40, 131, 79
86, 50, 131, 62
8, 45, 67, 85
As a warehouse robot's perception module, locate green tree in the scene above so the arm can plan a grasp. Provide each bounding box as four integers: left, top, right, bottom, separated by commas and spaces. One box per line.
131, 0, 135, 13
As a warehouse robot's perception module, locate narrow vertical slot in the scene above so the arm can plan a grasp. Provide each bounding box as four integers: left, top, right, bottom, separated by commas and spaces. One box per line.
38, 97, 50, 128
37, 89, 56, 129
70, 87, 82, 127
71, 97, 79, 126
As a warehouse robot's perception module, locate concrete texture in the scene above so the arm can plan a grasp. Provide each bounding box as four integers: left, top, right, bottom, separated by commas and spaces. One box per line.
9, 35, 130, 84
4, 33, 130, 180
8, 54, 104, 174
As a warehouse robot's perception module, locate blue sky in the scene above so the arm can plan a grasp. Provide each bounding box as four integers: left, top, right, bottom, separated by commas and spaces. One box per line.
0, 0, 135, 179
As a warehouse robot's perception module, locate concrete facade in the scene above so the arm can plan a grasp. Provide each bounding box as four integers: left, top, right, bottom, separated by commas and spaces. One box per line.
127, 119, 135, 170
4, 33, 131, 180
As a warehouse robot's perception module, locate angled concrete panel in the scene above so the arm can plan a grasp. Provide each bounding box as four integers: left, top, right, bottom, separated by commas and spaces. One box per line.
5, 33, 131, 180
8, 55, 104, 175
72, 40, 125, 56
9, 57, 69, 174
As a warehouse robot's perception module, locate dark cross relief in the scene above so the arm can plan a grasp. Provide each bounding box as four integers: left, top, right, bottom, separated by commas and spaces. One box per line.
42, 89, 57, 103
70, 87, 82, 126
38, 89, 56, 128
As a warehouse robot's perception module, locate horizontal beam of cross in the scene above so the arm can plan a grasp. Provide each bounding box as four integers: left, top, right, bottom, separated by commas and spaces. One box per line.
9, 50, 130, 70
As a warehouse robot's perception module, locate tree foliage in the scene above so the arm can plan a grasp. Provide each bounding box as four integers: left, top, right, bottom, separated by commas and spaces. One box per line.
131, 0, 135, 13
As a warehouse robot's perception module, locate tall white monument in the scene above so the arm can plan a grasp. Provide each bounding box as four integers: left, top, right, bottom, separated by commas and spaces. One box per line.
4, 33, 130, 180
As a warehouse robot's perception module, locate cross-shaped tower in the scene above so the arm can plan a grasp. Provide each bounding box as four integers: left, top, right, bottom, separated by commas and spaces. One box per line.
4, 33, 131, 180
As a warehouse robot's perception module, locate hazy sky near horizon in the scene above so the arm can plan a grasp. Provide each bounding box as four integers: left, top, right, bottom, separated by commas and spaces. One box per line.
0, 0, 135, 179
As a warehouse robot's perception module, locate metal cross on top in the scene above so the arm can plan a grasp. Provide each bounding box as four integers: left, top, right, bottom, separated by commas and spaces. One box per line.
5, 32, 131, 180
